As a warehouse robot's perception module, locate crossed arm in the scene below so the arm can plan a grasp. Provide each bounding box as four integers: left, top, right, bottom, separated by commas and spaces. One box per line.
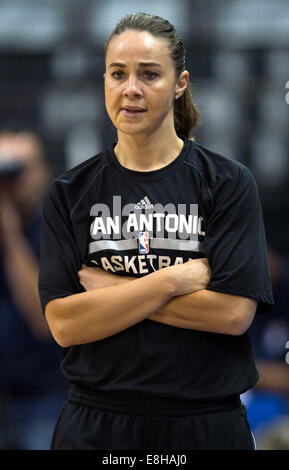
45, 260, 257, 347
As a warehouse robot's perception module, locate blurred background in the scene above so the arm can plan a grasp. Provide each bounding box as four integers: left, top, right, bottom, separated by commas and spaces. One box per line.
0, 0, 288, 450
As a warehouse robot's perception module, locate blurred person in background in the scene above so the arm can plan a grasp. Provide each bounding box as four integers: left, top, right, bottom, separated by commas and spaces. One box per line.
244, 246, 289, 449
0, 125, 68, 450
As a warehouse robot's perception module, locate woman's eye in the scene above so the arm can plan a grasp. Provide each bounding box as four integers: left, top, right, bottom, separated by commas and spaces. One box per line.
143, 71, 158, 80
111, 70, 124, 79
110, 70, 158, 80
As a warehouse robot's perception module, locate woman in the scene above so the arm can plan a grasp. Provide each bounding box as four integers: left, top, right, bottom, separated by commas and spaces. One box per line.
38, 12, 274, 450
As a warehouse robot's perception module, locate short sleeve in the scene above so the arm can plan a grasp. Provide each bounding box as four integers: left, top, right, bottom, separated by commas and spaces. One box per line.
38, 182, 84, 314
204, 165, 274, 314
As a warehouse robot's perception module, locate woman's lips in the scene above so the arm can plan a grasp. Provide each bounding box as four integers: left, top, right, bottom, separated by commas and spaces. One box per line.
121, 108, 146, 117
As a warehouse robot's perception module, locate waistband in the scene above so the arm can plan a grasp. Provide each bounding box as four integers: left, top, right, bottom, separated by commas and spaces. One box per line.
68, 385, 241, 417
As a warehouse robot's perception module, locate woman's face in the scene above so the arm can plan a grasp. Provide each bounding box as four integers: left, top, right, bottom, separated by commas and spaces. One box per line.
104, 29, 187, 137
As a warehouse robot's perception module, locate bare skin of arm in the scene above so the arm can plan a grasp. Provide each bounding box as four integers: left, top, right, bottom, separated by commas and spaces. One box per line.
149, 289, 256, 336
77, 263, 256, 337
45, 258, 210, 347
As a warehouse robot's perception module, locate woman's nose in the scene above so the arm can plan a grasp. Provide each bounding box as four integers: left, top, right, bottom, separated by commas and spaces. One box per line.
123, 75, 142, 97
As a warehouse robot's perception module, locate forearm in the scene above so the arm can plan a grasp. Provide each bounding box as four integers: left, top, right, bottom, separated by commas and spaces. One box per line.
3, 234, 51, 338
96, 273, 251, 335
76, 266, 250, 336
78, 268, 255, 336
149, 290, 255, 336
46, 269, 175, 346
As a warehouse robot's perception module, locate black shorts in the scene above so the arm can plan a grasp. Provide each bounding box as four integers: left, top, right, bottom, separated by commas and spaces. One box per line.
50, 385, 256, 450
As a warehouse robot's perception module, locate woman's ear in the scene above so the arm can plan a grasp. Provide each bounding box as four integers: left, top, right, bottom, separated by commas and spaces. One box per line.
175, 70, 189, 99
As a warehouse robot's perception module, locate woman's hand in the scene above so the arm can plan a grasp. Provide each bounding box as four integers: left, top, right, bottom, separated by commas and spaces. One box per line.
78, 258, 211, 297
165, 258, 211, 296
78, 264, 130, 291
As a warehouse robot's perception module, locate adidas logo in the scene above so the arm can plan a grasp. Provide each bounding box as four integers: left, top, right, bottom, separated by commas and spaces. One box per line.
134, 196, 154, 210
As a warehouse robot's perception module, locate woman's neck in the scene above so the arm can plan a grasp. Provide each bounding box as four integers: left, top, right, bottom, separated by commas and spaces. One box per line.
114, 128, 184, 172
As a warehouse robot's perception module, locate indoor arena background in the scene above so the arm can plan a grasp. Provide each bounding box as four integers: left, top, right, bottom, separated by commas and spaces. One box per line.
0, 0, 288, 450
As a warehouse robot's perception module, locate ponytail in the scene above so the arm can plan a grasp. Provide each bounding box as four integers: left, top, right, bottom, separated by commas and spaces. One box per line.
174, 81, 201, 139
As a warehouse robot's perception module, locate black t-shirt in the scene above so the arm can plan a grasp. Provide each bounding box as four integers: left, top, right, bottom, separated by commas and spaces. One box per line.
38, 137, 274, 404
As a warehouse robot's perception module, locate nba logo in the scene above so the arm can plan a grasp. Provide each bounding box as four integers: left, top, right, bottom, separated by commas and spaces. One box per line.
138, 232, 149, 254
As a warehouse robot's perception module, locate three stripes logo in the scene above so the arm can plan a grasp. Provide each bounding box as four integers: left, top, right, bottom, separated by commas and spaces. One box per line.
134, 196, 154, 210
